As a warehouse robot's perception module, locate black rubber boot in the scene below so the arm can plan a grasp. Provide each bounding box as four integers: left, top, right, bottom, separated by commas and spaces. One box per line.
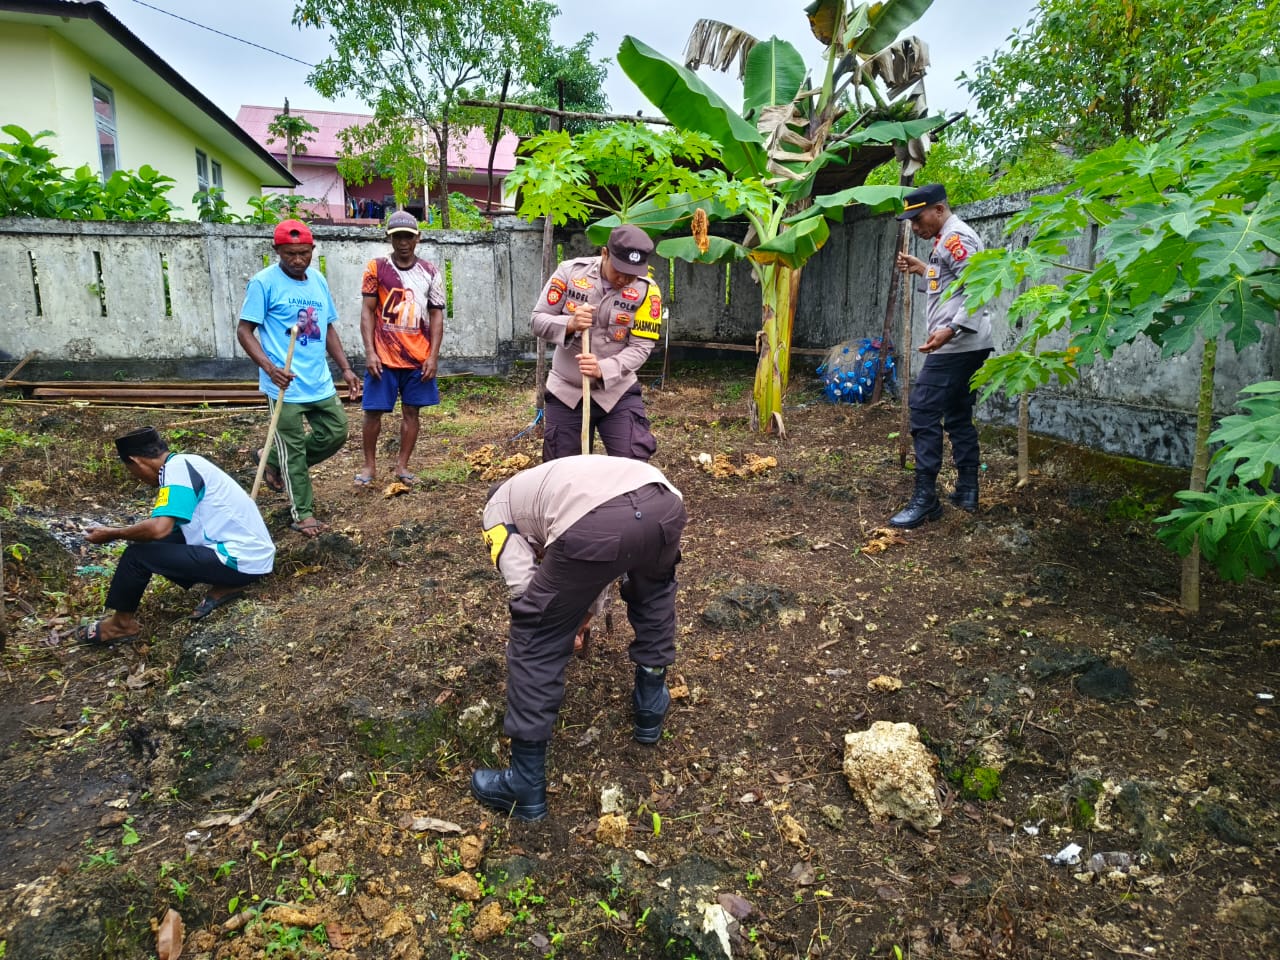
889, 472, 944, 529
632, 665, 671, 744
470, 739, 548, 821
949, 468, 979, 512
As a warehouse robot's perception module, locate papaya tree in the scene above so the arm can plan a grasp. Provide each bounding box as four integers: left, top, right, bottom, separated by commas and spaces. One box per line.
957, 68, 1280, 609
604, 0, 939, 431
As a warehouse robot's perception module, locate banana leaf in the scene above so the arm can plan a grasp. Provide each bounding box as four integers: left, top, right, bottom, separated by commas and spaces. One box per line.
586, 191, 743, 245
784, 183, 911, 224
804, 0, 844, 45
852, 0, 936, 56
742, 39, 807, 118
618, 36, 768, 180
749, 216, 831, 268
657, 235, 750, 264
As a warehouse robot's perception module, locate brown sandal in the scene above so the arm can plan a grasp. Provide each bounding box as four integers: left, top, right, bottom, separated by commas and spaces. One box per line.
290, 518, 327, 538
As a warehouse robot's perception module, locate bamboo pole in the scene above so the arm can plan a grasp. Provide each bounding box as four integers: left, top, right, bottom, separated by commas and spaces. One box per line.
250, 325, 298, 500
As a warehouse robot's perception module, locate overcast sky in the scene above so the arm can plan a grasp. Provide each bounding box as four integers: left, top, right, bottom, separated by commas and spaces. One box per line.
106, 0, 1038, 121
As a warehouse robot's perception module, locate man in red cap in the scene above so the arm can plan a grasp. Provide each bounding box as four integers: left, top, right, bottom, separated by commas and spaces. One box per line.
237, 219, 361, 537
531, 224, 664, 461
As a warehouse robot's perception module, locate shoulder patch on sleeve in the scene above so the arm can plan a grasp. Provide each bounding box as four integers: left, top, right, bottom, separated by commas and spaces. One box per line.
943, 233, 970, 262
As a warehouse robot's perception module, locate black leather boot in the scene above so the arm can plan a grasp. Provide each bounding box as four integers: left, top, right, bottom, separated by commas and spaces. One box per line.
470, 738, 548, 821
632, 665, 671, 744
949, 467, 979, 512
889, 472, 943, 529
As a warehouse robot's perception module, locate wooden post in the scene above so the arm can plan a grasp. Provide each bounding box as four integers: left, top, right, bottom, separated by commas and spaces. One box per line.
580, 329, 592, 455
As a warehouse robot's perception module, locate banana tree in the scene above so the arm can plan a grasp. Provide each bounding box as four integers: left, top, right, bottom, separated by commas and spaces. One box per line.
607, 0, 938, 431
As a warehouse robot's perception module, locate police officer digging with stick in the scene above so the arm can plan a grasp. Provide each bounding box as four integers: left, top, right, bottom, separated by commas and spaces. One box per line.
471, 455, 687, 822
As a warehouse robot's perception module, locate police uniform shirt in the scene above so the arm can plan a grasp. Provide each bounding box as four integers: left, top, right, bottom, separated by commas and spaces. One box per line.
531, 256, 664, 412
919, 214, 994, 355
481, 455, 681, 599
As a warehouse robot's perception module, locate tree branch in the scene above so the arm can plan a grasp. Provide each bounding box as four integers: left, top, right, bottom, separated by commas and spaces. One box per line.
459, 99, 672, 126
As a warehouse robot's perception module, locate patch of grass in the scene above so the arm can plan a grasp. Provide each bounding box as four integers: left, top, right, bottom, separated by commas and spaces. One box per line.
0, 427, 38, 454
715, 380, 749, 404
417, 460, 472, 484
427, 416, 481, 438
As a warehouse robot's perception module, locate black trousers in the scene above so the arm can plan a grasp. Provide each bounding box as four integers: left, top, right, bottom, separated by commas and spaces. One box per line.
504, 484, 686, 742
542, 384, 657, 461
106, 529, 264, 613
909, 349, 992, 476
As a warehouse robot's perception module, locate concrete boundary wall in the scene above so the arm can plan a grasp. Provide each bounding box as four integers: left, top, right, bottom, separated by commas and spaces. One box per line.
2, 203, 1276, 467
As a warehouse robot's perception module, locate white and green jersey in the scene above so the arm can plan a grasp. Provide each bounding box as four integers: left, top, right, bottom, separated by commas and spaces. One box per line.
151, 453, 275, 575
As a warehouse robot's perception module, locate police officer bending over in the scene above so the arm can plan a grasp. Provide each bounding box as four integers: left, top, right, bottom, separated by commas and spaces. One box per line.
471, 455, 687, 822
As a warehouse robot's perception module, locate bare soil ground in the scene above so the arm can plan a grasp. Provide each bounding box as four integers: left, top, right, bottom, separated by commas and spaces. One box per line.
1, 364, 1278, 960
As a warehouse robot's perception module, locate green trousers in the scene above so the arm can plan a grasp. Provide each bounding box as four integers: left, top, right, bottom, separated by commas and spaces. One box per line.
265, 393, 348, 523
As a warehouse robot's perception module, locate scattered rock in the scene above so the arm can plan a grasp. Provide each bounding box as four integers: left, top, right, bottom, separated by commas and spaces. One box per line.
1025, 646, 1105, 682
1075, 663, 1134, 701
1195, 801, 1254, 846
600, 785, 626, 815
1029, 562, 1077, 600
641, 857, 733, 960
701, 584, 804, 630
435, 872, 482, 901
778, 814, 809, 855
819, 804, 845, 831
377, 909, 414, 940
292, 530, 362, 567
867, 675, 902, 693
352, 707, 456, 764
356, 893, 392, 922
595, 813, 630, 848
842, 721, 942, 831
458, 834, 485, 869
1216, 896, 1280, 930
992, 526, 1034, 554
947, 620, 994, 646
470, 900, 512, 942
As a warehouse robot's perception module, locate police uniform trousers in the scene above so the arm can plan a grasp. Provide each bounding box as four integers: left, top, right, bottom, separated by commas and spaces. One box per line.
504, 483, 686, 742
909, 348, 993, 476
542, 384, 657, 461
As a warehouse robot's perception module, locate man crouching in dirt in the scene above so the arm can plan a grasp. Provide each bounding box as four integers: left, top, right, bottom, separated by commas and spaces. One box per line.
76, 428, 275, 644
472, 455, 687, 822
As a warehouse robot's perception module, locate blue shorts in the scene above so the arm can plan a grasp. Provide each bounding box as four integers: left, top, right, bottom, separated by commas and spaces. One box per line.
362, 367, 440, 412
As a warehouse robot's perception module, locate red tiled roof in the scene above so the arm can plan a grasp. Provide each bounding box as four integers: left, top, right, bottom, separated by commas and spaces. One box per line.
234, 105, 519, 174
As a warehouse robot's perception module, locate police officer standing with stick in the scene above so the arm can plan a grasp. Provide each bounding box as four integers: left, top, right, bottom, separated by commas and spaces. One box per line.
531, 225, 664, 462
890, 184, 995, 528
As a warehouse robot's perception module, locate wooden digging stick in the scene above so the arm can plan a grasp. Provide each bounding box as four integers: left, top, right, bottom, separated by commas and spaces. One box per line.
580, 328, 592, 455
872, 222, 912, 405
250, 324, 298, 500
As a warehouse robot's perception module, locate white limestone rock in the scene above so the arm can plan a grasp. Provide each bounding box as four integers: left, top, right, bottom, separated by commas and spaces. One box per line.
842, 720, 942, 831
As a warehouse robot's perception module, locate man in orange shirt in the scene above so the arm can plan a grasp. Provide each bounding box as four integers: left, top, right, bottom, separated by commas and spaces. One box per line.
356, 211, 446, 486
